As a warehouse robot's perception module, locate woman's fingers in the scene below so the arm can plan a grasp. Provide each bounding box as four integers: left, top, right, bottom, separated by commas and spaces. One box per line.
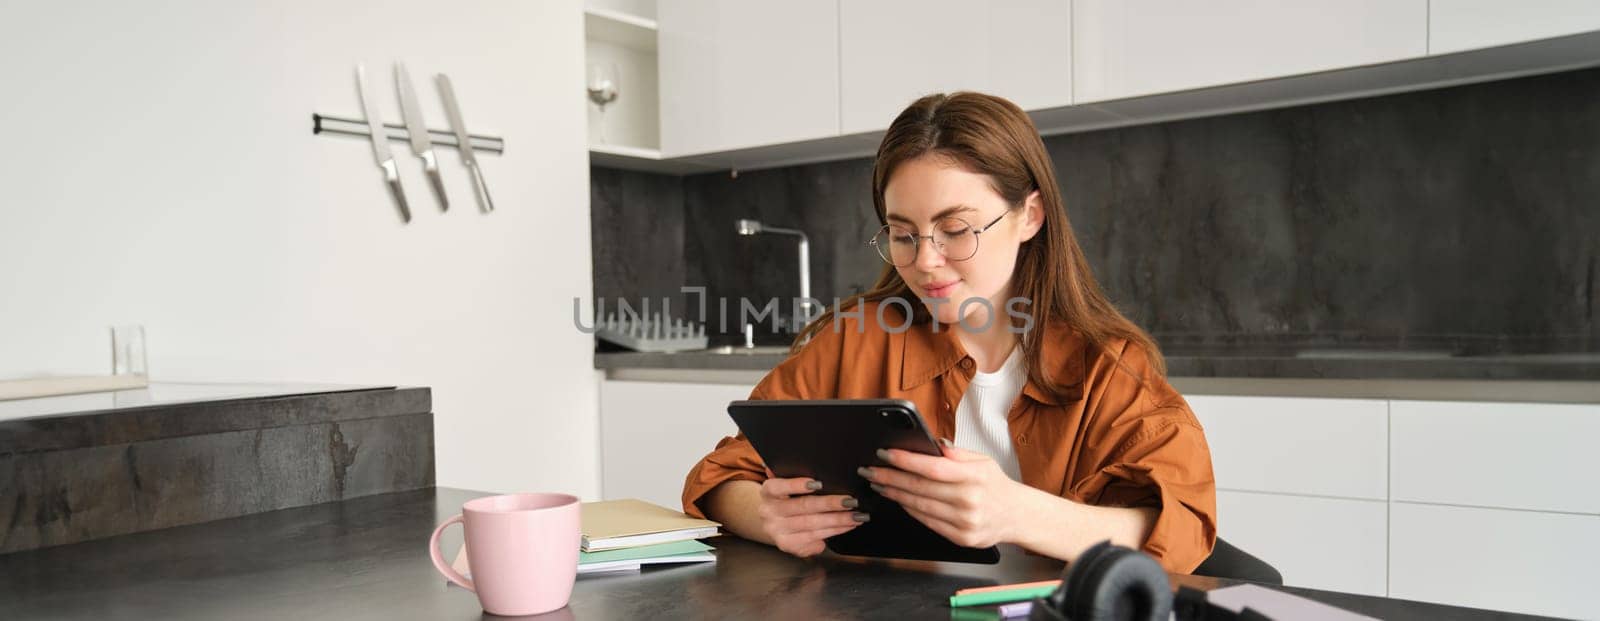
872, 482, 962, 524
779, 508, 868, 533
877, 448, 967, 482
770, 493, 857, 517
861, 465, 962, 504
775, 522, 861, 558
761, 476, 821, 497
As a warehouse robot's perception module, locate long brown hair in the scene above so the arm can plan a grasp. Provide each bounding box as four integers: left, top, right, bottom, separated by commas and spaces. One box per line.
793, 92, 1166, 398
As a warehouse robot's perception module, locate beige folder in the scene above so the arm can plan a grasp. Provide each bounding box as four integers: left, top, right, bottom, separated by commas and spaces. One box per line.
581, 499, 720, 551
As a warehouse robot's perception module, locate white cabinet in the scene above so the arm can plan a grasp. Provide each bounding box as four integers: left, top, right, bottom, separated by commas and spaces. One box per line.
1391, 400, 1600, 514
837, 0, 1072, 134
1188, 395, 1388, 595
1390, 502, 1600, 619
1188, 395, 1387, 500
1217, 491, 1388, 596
599, 380, 752, 511
1071, 0, 1427, 103
656, 0, 839, 157
1429, 0, 1600, 54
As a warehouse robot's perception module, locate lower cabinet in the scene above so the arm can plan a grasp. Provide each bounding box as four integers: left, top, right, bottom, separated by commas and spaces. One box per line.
1216, 491, 1388, 596
1389, 502, 1600, 620
599, 379, 1598, 617
599, 380, 751, 511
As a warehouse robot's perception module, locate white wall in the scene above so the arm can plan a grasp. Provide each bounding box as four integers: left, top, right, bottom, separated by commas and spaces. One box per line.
0, 0, 600, 498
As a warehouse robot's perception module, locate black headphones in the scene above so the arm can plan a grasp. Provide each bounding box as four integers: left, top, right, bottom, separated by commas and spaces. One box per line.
1027, 541, 1273, 621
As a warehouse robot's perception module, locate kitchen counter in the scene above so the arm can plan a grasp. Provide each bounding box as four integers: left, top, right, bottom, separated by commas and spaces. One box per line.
0, 382, 434, 553
0, 487, 1554, 620
595, 349, 1600, 403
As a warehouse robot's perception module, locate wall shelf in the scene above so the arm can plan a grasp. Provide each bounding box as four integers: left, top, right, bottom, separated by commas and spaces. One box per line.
585, 7, 657, 53
584, 3, 661, 161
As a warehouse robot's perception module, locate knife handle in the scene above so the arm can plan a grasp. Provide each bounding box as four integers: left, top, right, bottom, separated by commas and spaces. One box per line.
381, 160, 412, 223
468, 164, 495, 213
421, 151, 449, 212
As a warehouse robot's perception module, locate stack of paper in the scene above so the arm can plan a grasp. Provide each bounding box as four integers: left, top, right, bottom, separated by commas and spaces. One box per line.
580, 499, 720, 552
575, 539, 716, 574
449, 498, 722, 579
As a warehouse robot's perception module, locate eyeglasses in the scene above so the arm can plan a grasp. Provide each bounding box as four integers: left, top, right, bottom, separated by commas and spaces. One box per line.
868, 211, 1009, 267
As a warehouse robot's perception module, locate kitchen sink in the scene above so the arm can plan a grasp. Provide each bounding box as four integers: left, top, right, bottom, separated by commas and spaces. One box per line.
1292, 348, 1458, 360
704, 345, 793, 355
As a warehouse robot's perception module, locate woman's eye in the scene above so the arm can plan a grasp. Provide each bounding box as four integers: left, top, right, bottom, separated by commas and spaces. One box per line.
891, 235, 917, 245
940, 227, 970, 236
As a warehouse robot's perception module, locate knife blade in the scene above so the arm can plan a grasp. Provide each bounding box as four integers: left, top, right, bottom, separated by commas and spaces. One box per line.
396, 62, 449, 212
355, 63, 411, 223
436, 73, 495, 213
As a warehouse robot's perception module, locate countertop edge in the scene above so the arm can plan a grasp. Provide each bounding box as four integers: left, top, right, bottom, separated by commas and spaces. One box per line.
597, 355, 1600, 404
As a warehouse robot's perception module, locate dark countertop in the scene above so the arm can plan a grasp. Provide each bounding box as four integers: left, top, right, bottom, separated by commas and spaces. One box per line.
0, 382, 429, 457
594, 349, 1600, 381
0, 487, 1555, 620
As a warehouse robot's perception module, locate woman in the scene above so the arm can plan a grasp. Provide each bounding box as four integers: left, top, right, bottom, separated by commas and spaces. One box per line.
681, 92, 1216, 573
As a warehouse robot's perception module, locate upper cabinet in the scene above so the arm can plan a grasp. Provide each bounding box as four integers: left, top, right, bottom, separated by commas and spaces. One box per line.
838, 0, 1072, 134
1429, 0, 1600, 54
612, 1, 1600, 173
657, 0, 839, 157
1072, 0, 1427, 103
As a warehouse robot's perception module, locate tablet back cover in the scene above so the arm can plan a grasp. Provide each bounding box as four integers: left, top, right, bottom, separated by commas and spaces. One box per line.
728, 399, 1000, 564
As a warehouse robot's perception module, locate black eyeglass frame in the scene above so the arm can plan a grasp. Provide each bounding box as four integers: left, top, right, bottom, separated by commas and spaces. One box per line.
866, 211, 1010, 266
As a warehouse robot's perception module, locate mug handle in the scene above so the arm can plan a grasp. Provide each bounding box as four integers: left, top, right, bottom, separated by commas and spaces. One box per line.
429, 514, 475, 592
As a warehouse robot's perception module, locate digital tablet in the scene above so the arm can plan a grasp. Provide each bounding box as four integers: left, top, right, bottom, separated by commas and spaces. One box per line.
726, 399, 1001, 564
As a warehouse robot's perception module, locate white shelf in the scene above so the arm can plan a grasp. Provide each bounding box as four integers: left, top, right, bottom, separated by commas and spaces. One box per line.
584, 7, 657, 53
589, 144, 716, 175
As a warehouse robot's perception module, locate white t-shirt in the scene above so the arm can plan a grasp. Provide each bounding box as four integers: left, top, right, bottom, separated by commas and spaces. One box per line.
953, 345, 1025, 482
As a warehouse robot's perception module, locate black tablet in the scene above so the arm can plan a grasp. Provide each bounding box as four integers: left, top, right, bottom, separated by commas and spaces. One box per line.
726, 398, 1001, 564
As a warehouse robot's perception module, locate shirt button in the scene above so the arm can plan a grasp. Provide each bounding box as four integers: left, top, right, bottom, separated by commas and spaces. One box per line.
960, 359, 974, 370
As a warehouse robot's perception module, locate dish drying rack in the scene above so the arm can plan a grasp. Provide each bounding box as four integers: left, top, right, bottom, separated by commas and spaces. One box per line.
594, 311, 708, 353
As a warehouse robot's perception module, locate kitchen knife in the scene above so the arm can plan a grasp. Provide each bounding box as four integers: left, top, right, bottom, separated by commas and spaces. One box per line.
396, 63, 449, 212
356, 63, 411, 223
436, 73, 495, 213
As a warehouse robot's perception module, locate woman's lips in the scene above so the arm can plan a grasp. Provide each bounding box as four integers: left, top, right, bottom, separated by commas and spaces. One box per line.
922, 280, 959, 298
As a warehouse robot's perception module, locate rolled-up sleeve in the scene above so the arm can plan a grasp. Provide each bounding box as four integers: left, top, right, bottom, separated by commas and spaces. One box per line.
1083, 414, 1218, 573
1063, 340, 1218, 573
680, 325, 846, 518
680, 425, 769, 519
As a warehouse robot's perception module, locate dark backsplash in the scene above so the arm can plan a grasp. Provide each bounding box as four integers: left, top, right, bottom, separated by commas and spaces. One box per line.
591, 67, 1600, 352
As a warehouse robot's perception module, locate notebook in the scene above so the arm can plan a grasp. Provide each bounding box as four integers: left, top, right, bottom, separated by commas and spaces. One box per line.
449, 538, 716, 578
580, 499, 720, 552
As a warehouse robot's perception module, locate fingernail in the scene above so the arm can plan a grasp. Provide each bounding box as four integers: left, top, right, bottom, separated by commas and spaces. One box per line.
869, 483, 885, 494
856, 466, 873, 479
841, 497, 859, 509
852, 512, 871, 523
805, 480, 823, 491
937, 437, 954, 447
875, 448, 891, 461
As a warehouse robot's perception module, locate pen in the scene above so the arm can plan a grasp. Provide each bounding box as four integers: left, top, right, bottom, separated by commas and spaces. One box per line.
950, 583, 1061, 607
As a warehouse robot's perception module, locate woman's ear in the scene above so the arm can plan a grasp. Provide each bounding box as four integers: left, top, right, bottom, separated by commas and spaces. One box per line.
1018, 190, 1045, 242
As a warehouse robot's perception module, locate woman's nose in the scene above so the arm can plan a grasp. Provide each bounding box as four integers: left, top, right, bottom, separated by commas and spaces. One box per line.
913, 236, 945, 271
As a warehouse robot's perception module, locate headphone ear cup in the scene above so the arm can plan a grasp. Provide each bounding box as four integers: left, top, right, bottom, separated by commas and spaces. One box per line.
1068, 544, 1173, 621
1057, 541, 1113, 615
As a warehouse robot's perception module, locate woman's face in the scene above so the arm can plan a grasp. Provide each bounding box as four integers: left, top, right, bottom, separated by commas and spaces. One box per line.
882, 155, 1043, 327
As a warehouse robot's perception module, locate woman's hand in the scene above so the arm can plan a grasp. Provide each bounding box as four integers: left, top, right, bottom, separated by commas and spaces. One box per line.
756, 476, 870, 558
858, 444, 1025, 549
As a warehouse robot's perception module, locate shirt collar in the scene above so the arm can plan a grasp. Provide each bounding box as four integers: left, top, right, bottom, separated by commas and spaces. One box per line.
899, 319, 1087, 405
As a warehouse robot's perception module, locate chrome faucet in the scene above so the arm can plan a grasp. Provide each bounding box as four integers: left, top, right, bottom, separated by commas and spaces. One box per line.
735, 219, 812, 333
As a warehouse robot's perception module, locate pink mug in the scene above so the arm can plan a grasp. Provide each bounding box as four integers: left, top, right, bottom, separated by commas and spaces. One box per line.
429, 493, 581, 616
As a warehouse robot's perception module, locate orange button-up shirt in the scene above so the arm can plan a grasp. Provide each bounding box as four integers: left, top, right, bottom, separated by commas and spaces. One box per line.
681, 301, 1217, 573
